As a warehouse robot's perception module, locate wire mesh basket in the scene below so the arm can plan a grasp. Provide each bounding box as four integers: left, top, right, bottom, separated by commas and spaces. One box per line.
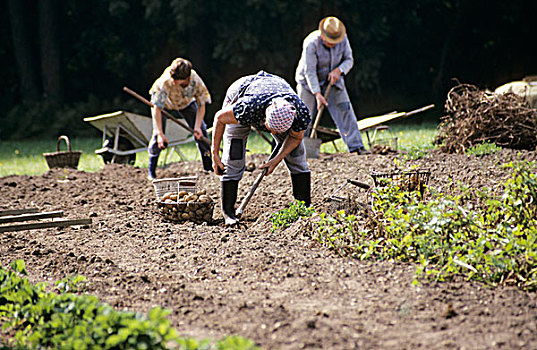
372, 137, 398, 151
371, 169, 431, 196
153, 176, 214, 223
152, 176, 198, 201
43, 135, 82, 169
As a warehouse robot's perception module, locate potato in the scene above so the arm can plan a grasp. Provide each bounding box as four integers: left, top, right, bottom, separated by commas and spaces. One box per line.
184, 194, 198, 202
162, 192, 174, 201
178, 190, 189, 198
198, 195, 211, 203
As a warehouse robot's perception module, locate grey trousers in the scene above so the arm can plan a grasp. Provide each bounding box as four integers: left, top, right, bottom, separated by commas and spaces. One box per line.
219, 77, 310, 181
297, 83, 365, 152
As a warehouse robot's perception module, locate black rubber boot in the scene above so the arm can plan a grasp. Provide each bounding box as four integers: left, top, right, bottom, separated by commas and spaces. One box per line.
148, 155, 159, 180
221, 180, 239, 225
291, 172, 311, 207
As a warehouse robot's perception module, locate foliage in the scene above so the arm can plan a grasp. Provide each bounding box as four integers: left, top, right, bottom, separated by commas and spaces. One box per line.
313, 160, 537, 290
397, 145, 432, 160
0, 95, 144, 140
465, 141, 501, 156
271, 201, 315, 232
5, 0, 536, 139
54, 275, 87, 294
0, 260, 258, 350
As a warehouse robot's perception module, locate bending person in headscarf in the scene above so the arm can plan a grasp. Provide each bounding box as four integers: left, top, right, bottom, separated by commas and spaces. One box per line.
212, 71, 312, 225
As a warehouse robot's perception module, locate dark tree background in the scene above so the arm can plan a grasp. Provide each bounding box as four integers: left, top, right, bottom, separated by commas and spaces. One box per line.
0, 0, 534, 140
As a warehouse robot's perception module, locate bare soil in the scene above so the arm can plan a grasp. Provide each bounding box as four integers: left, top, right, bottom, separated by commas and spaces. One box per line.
1, 148, 537, 349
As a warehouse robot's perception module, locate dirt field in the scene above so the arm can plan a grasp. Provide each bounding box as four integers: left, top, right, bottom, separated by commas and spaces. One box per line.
1, 148, 537, 349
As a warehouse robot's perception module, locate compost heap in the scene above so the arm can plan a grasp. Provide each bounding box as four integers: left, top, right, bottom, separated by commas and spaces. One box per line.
437, 83, 537, 153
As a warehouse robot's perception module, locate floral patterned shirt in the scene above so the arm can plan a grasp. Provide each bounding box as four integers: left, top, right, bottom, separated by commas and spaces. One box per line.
149, 68, 211, 110
232, 71, 311, 133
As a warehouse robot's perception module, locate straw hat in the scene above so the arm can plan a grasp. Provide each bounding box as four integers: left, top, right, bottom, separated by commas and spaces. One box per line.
319, 16, 346, 45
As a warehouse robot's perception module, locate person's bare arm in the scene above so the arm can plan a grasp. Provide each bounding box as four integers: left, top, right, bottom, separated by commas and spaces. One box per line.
193, 103, 205, 140
152, 106, 168, 149
260, 129, 304, 175
211, 106, 238, 174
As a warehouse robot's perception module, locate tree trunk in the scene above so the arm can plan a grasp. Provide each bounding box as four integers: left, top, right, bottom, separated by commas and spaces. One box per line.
39, 0, 63, 104
7, 0, 40, 104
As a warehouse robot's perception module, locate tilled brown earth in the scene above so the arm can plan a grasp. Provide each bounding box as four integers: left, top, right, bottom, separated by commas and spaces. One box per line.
1, 148, 537, 349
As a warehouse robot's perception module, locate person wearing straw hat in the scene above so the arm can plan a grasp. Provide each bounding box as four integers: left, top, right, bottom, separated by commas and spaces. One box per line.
295, 16, 370, 155
147, 58, 213, 180
212, 71, 312, 225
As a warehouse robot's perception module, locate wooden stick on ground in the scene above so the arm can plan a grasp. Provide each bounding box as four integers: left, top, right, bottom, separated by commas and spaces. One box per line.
0, 218, 92, 233
0, 208, 39, 217
0, 211, 63, 224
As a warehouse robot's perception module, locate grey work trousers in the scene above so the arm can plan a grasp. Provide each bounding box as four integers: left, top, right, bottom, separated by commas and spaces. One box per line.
297, 83, 365, 152
219, 77, 310, 182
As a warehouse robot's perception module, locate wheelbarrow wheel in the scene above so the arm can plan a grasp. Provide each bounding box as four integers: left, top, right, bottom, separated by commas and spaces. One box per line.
99, 137, 136, 165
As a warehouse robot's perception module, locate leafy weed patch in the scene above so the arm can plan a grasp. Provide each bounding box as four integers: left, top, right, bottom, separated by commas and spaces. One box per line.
0, 260, 258, 350
465, 142, 501, 156
270, 200, 315, 232
309, 160, 537, 290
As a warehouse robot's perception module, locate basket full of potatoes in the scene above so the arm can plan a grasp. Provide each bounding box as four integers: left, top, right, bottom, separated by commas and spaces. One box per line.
154, 178, 214, 223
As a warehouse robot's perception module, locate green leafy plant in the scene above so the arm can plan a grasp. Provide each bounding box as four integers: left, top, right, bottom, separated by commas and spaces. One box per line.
0, 260, 258, 350
313, 160, 537, 290
398, 145, 432, 160
465, 141, 501, 156
54, 275, 87, 293
270, 200, 315, 232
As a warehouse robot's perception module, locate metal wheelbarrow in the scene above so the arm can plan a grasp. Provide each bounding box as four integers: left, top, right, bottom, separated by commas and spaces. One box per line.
83, 110, 194, 164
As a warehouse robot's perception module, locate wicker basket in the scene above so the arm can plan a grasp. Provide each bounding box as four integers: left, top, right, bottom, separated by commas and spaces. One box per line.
371, 169, 431, 196
43, 136, 82, 169
152, 176, 198, 201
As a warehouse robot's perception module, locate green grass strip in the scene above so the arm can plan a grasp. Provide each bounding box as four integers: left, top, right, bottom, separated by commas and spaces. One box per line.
0, 123, 438, 177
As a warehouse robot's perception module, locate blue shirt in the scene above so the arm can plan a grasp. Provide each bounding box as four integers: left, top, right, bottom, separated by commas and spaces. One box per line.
232, 71, 311, 133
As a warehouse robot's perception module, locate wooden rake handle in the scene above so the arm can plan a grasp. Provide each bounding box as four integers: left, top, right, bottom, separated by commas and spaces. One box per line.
310, 84, 332, 139
235, 142, 282, 217
123, 86, 212, 146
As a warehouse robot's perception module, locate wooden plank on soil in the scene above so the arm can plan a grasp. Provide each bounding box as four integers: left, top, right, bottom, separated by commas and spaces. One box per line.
0, 211, 64, 224
0, 208, 39, 217
0, 218, 92, 233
